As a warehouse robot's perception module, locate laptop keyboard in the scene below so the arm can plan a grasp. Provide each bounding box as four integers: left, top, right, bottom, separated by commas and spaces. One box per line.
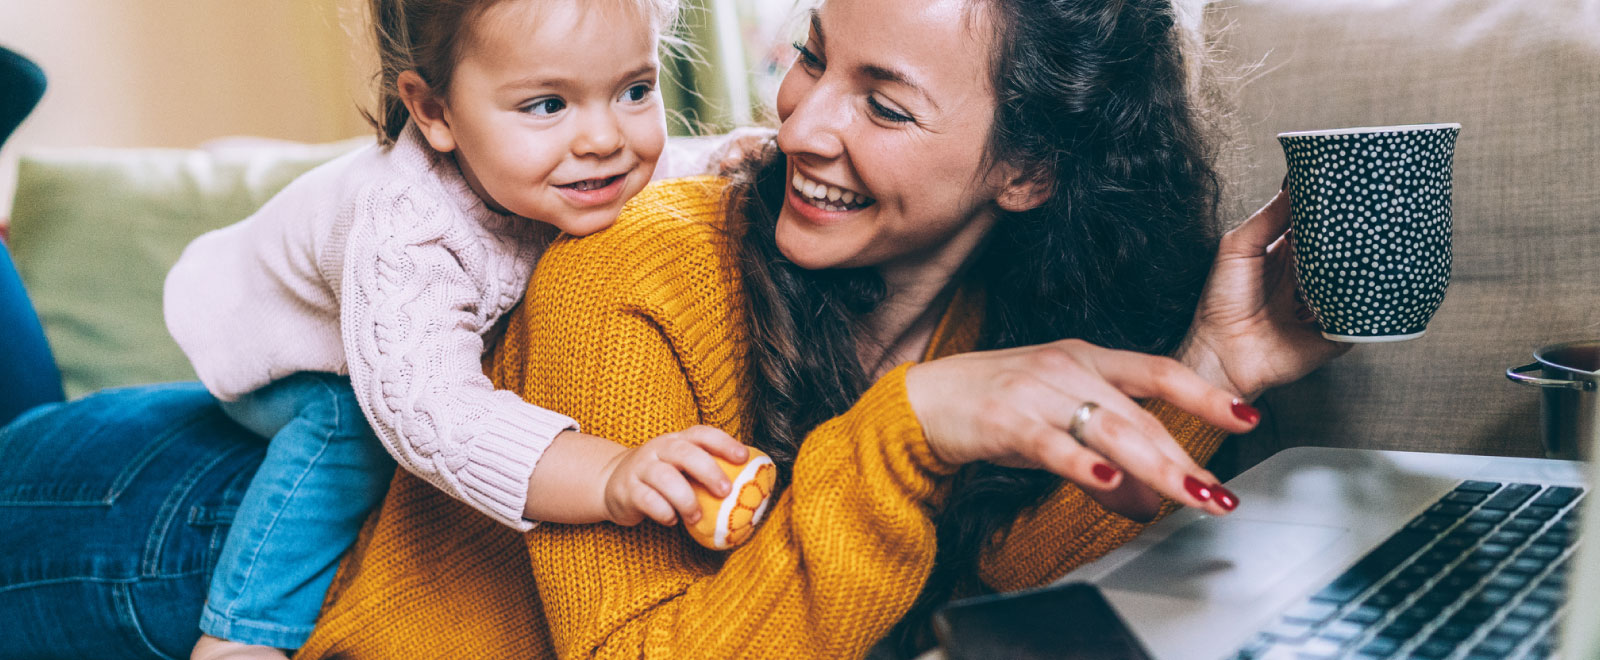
1231, 481, 1584, 660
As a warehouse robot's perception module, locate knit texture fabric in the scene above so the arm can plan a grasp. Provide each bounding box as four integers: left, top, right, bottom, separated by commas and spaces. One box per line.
163, 122, 576, 531
298, 176, 1229, 659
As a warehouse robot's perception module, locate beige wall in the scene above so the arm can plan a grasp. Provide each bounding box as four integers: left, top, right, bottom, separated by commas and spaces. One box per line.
0, 0, 375, 215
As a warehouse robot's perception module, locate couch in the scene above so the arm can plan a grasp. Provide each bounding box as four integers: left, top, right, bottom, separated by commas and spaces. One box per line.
5, 0, 1599, 476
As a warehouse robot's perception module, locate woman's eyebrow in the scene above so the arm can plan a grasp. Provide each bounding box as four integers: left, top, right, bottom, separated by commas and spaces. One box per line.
810, 9, 937, 111
858, 64, 939, 111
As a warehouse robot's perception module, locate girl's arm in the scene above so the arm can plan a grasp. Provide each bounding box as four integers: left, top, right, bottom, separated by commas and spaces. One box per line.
339, 182, 580, 531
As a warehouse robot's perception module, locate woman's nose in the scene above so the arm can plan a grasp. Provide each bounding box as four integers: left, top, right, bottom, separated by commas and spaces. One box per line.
572, 110, 624, 158
776, 82, 846, 162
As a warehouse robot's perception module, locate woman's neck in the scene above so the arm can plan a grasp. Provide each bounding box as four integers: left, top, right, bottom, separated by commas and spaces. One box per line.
858, 226, 989, 379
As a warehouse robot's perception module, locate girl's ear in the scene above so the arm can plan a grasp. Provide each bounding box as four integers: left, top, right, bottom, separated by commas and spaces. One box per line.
995, 163, 1053, 213
397, 70, 457, 153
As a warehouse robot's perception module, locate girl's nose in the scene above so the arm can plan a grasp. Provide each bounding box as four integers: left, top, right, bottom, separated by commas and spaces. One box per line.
572, 110, 624, 158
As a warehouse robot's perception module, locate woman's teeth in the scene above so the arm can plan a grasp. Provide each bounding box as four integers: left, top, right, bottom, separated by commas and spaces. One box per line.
791, 172, 874, 212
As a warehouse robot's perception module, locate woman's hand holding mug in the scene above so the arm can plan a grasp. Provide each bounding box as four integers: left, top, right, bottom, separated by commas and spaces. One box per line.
1178, 190, 1351, 402
905, 339, 1262, 521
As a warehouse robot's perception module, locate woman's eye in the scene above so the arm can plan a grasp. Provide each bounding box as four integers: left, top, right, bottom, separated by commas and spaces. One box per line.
524, 98, 566, 116
792, 42, 823, 72
867, 96, 913, 124
621, 83, 653, 103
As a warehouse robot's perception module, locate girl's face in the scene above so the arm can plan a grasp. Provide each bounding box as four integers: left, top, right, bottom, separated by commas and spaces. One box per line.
422, 0, 666, 236
773, 0, 1020, 275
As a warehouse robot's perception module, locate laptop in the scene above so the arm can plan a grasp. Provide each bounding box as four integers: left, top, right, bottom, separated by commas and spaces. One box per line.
1061, 447, 1596, 659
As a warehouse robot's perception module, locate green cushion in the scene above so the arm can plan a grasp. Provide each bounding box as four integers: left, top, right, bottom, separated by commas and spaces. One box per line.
9, 138, 367, 398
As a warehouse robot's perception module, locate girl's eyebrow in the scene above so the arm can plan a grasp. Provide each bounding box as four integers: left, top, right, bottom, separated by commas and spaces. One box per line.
499, 62, 658, 93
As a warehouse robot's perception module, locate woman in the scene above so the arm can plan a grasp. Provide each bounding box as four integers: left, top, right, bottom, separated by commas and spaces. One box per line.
0, 0, 1338, 657
296, 0, 1337, 657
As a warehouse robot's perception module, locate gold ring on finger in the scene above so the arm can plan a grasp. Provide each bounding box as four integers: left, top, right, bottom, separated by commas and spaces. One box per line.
1068, 401, 1100, 442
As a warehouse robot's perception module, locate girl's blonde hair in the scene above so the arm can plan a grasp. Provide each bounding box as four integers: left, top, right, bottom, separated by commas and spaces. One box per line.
363, 0, 681, 146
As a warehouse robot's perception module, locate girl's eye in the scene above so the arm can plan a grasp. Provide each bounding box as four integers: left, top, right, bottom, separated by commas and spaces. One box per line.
792, 42, 823, 72
621, 82, 653, 103
867, 96, 913, 124
525, 97, 566, 116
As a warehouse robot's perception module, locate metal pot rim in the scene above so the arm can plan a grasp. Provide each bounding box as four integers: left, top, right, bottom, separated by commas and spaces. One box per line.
1533, 340, 1600, 379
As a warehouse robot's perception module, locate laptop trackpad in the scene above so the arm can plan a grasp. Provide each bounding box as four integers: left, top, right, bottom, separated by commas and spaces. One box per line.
1100, 518, 1347, 603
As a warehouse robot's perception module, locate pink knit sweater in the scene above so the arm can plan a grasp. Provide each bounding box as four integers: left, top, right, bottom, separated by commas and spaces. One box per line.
164, 123, 576, 531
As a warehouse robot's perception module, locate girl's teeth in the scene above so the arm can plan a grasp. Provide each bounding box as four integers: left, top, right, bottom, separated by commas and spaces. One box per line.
826, 186, 841, 202
840, 190, 856, 204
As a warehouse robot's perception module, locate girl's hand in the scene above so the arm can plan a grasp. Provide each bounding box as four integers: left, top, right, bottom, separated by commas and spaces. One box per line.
1178, 190, 1351, 401
905, 339, 1261, 520
600, 426, 750, 526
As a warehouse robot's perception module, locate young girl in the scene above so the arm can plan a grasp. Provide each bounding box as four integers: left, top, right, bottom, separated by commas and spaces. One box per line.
163, 0, 751, 657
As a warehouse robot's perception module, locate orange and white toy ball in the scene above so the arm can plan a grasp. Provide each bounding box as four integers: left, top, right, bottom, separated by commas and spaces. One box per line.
686, 447, 776, 550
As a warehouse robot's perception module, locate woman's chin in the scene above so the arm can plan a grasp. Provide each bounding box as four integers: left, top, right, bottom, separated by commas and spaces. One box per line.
774, 210, 862, 271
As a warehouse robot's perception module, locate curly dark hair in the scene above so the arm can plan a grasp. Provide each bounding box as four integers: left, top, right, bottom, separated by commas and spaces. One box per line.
726, 0, 1224, 654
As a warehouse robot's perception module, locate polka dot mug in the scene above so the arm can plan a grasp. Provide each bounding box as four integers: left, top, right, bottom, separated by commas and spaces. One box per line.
1279, 123, 1460, 342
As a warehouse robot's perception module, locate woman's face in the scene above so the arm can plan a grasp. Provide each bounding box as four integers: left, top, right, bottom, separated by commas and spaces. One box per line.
774, 0, 1014, 274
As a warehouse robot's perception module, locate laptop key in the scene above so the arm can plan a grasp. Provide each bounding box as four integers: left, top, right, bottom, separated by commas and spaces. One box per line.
1505, 557, 1546, 575
1468, 508, 1509, 523
1482, 483, 1541, 510
1503, 518, 1543, 534
1511, 599, 1555, 620
1520, 543, 1564, 561
1376, 619, 1423, 641
1311, 530, 1430, 604
1281, 600, 1339, 625
1262, 620, 1314, 643
1340, 604, 1385, 625
1532, 485, 1582, 508
1455, 480, 1501, 493
1472, 633, 1521, 655
1406, 516, 1455, 534
1428, 502, 1474, 517
1518, 505, 1560, 521
1493, 616, 1538, 639
1357, 636, 1401, 657
1411, 638, 1459, 658
1444, 490, 1487, 505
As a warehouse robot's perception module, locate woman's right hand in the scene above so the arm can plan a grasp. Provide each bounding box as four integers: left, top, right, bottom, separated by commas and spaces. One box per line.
904, 339, 1261, 520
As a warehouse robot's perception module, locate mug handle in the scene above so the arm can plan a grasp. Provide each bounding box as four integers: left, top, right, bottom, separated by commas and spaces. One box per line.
1506, 362, 1591, 390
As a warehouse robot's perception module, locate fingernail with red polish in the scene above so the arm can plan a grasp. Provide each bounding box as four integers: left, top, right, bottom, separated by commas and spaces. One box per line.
1184, 476, 1213, 502
1092, 463, 1118, 483
1232, 399, 1261, 425
1212, 484, 1239, 511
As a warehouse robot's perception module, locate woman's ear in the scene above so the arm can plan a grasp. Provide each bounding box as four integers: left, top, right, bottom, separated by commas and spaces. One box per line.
995, 164, 1053, 213
397, 70, 457, 153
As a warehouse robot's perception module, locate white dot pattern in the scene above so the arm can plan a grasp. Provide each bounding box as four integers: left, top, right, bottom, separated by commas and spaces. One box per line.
1280, 126, 1459, 339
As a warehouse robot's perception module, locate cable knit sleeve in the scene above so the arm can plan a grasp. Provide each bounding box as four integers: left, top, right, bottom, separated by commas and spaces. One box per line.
339, 182, 577, 531
976, 399, 1229, 592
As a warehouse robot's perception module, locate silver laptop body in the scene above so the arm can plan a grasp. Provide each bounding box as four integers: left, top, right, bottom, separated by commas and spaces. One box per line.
1063, 447, 1592, 659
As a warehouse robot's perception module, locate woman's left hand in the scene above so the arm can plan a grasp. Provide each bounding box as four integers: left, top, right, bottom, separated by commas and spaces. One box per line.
1177, 190, 1351, 401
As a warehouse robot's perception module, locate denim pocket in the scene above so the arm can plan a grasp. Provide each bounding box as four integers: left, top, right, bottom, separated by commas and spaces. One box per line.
0, 383, 218, 506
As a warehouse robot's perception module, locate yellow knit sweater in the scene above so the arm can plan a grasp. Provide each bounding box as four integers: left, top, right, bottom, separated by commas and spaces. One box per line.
298, 176, 1228, 659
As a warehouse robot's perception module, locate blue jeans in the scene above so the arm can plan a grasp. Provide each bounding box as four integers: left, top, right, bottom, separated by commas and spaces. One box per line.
0, 383, 265, 660
202, 373, 395, 648
0, 240, 64, 428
